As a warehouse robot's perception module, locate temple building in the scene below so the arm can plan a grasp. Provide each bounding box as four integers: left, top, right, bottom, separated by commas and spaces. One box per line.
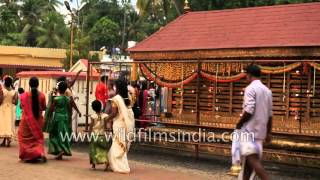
128, 2, 320, 167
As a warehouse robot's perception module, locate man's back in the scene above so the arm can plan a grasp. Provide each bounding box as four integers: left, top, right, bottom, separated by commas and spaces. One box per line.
242, 80, 272, 140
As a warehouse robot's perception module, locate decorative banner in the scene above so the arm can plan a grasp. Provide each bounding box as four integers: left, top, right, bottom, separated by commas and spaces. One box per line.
308, 62, 320, 71
200, 71, 247, 83
259, 62, 301, 74
143, 62, 197, 81
140, 62, 307, 86
140, 64, 198, 88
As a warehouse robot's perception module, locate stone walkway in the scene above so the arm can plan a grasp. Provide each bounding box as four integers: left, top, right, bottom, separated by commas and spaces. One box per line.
0, 143, 232, 180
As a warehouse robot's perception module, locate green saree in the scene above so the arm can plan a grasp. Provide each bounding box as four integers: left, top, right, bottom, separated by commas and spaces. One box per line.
48, 96, 72, 156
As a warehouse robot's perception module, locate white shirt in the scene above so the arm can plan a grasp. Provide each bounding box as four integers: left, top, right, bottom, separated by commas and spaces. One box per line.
242, 80, 273, 140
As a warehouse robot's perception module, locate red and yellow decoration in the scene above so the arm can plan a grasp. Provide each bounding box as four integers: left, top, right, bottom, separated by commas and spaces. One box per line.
139, 61, 318, 88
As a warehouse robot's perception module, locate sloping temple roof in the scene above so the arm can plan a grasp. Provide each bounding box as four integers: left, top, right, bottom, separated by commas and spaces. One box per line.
129, 2, 320, 53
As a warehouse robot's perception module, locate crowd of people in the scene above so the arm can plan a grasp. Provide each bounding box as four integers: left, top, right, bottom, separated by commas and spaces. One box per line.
0, 73, 138, 173
0, 64, 273, 179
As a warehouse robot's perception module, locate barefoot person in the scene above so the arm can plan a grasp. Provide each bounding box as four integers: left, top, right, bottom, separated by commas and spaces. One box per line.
236, 65, 273, 180
89, 100, 109, 170
18, 77, 47, 163
47, 81, 81, 160
106, 80, 135, 173
0, 76, 18, 147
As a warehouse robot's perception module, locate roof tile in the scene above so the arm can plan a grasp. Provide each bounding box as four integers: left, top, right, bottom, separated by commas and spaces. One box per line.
129, 2, 320, 52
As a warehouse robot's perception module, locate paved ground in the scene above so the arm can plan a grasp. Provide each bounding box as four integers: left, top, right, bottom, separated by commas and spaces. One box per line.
0, 142, 228, 180
1, 141, 320, 180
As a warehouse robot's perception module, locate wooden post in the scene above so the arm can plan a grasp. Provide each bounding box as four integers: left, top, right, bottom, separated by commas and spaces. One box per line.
229, 82, 233, 115
85, 63, 91, 131
267, 74, 271, 88
195, 61, 201, 159
286, 73, 290, 120
307, 69, 311, 121
299, 68, 303, 133
69, 14, 74, 69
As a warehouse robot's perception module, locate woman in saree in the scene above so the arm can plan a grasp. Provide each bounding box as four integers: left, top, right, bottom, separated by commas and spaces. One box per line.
18, 77, 47, 163
106, 80, 135, 173
0, 76, 18, 147
89, 100, 109, 170
47, 81, 81, 160
138, 81, 149, 128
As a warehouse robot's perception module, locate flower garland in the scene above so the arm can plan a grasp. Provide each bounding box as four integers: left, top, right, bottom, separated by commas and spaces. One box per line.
140, 62, 311, 86
140, 64, 198, 88
200, 71, 247, 83
259, 62, 301, 74
308, 62, 320, 71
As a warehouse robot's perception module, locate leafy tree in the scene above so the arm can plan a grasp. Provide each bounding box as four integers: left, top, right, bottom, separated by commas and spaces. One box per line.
20, 0, 45, 46
89, 17, 121, 51
36, 12, 67, 48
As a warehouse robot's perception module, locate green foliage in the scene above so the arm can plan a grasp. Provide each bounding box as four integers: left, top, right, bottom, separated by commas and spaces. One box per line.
0, 0, 319, 60
36, 12, 67, 48
89, 17, 121, 50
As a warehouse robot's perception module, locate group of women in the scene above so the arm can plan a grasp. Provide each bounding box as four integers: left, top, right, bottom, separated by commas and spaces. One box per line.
0, 75, 135, 174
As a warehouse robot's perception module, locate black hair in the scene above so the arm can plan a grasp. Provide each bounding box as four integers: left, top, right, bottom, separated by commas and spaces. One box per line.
18, 88, 25, 94
57, 81, 68, 94
131, 81, 138, 88
4, 76, 13, 88
29, 77, 40, 119
101, 75, 108, 82
57, 76, 67, 83
115, 79, 130, 106
107, 79, 115, 88
246, 65, 261, 78
92, 100, 102, 113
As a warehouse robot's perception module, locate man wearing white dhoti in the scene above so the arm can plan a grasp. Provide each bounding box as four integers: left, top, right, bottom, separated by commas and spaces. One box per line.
236, 65, 273, 180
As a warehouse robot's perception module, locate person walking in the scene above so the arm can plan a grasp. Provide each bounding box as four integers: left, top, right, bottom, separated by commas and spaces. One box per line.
18, 77, 46, 163
89, 100, 109, 170
106, 80, 135, 173
47, 81, 81, 160
236, 65, 273, 180
0, 76, 18, 147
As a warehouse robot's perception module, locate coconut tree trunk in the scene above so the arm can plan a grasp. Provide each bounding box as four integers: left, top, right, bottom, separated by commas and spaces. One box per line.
172, 0, 181, 15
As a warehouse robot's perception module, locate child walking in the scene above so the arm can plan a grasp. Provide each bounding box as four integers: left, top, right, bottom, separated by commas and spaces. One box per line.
89, 100, 109, 170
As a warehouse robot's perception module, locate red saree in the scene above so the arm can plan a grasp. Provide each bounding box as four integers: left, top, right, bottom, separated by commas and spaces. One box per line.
18, 92, 46, 161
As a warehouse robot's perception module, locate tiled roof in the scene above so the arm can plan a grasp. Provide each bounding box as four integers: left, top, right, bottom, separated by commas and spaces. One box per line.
0, 45, 66, 58
129, 2, 320, 52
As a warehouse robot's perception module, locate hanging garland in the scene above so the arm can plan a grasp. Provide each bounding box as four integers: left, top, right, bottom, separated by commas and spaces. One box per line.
143, 62, 197, 81
200, 71, 247, 83
308, 62, 320, 71
140, 63, 198, 88
140, 62, 307, 86
259, 62, 301, 74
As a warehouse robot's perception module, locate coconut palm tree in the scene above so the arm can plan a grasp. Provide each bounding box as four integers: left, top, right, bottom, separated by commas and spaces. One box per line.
36, 11, 67, 48
137, 0, 181, 19
0, 2, 20, 35
20, 0, 44, 46
43, 0, 62, 11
